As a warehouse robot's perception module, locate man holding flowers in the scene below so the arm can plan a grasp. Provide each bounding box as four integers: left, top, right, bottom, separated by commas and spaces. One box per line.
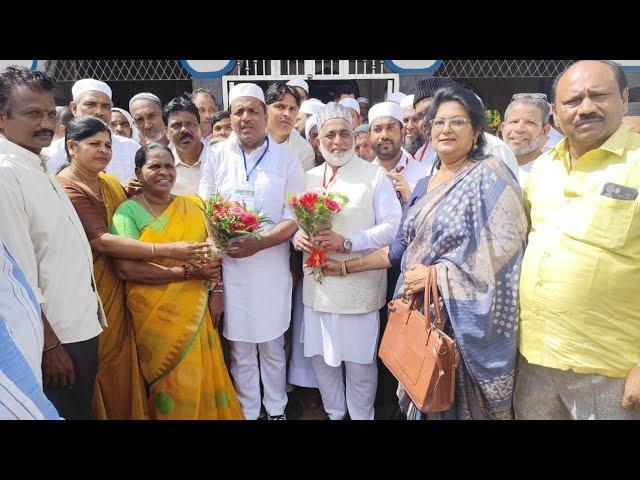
293, 102, 401, 420
199, 83, 305, 420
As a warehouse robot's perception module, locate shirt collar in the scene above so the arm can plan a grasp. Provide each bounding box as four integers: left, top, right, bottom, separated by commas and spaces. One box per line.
234, 134, 269, 157
0, 137, 47, 172
171, 143, 205, 167
373, 151, 408, 172
550, 124, 630, 160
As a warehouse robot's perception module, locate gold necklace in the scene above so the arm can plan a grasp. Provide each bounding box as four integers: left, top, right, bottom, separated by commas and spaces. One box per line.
141, 193, 172, 221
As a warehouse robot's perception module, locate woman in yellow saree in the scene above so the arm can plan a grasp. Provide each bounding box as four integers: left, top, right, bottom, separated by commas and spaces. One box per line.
110, 141, 244, 420
57, 117, 215, 419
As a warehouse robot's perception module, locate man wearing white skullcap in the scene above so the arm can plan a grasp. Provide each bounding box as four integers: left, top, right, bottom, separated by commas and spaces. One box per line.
295, 99, 324, 136
357, 97, 369, 119
42, 79, 140, 189
338, 98, 362, 129
386, 91, 407, 104
111, 107, 140, 143
286, 77, 309, 102
399, 94, 425, 157
304, 114, 324, 167
292, 102, 401, 420
368, 102, 429, 203
199, 82, 305, 421
128, 92, 168, 148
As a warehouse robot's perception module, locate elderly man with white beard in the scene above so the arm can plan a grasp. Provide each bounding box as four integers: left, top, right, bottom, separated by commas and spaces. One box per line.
501, 93, 552, 188
293, 103, 401, 420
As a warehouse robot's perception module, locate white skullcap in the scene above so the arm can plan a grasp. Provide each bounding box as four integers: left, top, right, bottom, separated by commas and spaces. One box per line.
111, 107, 140, 143
386, 91, 407, 104
357, 97, 369, 105
129, 92, 162, 111
368, 102, 404, 125
300, 99, 324, 115
286, 77, 309, 94
400, 94, 415, 110
72, 79, 112, 101
317, 102, 352, 131
228, 83, 265, 104
304, 114, 318, 140
339, 98, 361, 115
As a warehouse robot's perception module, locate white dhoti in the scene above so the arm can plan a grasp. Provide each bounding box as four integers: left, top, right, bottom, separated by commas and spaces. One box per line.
304, 307, 380, 420
229, 335, 288, 420
287, 283, 319, 388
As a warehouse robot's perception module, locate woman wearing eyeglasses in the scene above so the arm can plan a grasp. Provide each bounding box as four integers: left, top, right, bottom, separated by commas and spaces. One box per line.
322, 86, 527, 420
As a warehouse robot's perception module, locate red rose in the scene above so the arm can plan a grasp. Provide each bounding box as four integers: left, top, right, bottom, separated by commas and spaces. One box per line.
288, 197, 298, 207
324, 198, 340, 213
298, 191, 318, 213
241, 212, 259, 231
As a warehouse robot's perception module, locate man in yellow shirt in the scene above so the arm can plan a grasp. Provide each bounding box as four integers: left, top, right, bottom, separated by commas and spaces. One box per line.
515, 60, 640, 419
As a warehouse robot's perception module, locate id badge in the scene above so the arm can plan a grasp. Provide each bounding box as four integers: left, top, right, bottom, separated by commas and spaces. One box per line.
235, 185, 256, 211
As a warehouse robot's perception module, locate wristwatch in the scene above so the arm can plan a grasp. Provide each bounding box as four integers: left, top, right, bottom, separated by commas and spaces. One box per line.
343, 238, 352, 254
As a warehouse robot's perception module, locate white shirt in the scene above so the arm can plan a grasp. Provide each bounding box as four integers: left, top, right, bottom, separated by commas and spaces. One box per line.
373, 151, 430, 195
542, 126, 564, 153
282, 129, 316, 172
0, 139, 105, 344
0, 236, 44, 385
42, 134, 140, 183
171, 143, 209, 196
518, 160, 535, 189
199, 135, 305, 343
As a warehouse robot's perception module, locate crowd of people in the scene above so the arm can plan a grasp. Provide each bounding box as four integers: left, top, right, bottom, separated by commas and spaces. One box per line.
1, 59, 639, 420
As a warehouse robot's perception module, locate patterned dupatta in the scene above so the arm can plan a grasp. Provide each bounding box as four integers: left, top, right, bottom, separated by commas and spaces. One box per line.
398, 156, 527, 416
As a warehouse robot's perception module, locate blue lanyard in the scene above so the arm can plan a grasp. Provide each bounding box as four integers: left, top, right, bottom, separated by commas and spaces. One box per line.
241, 137, 269, 182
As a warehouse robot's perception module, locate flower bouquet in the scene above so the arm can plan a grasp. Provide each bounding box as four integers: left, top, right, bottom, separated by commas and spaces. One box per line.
200, 193, 273, 289
201, 192, 273, 254
287, 190, 348, 283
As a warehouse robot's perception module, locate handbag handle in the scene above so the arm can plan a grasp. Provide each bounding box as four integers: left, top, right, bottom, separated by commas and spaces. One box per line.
423, 265, 444, 333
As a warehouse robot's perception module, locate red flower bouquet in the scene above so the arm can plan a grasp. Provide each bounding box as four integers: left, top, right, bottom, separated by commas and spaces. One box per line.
201, 192, 273, 257
287, 190, 348, 283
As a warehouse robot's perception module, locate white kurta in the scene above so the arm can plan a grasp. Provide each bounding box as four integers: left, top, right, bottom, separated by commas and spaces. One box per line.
303, 167, 401, 366
282, 129, 316, 172
373, 151, 429, 195
199, 136, 305, 343
42, 134, 140, 182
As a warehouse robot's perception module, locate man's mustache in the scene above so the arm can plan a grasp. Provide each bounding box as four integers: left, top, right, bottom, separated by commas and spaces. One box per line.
179, 133, 194, 140
34, 129, 54, 137
575, 113, 605, 126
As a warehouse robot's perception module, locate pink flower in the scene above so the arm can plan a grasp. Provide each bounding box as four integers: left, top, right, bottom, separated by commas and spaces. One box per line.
324, 198, 340, 213
241, 212, 259, 231
229, 206, 245, 216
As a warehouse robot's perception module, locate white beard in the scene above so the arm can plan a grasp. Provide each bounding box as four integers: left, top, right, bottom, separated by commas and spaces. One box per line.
511, 134, 544, 156
319, 143, 356, 167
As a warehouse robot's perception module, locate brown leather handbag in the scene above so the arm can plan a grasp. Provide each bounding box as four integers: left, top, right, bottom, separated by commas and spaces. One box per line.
379, 265, 459, 413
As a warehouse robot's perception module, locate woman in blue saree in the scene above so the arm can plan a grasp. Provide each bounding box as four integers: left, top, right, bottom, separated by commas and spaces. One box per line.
323, 86, 527, 419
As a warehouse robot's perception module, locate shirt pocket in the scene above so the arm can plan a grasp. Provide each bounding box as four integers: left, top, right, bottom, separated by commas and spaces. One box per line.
253, 171, 285, 219
564, 195, 636, 250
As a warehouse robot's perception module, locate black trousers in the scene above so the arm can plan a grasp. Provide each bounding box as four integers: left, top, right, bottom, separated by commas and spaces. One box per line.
43, 336, 98, 420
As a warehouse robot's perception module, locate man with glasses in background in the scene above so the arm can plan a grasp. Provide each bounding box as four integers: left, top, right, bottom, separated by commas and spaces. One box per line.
502, 93, 552, 187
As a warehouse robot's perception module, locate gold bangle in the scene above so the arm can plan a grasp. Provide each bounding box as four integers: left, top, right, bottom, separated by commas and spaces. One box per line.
358, 256, 364, 272
151, 243, 155, 257
341, 260, 347, 277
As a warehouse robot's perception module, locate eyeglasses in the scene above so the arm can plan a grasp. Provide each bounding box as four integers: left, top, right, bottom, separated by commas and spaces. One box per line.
429, 118, 470, 131
511, 93, 547, 101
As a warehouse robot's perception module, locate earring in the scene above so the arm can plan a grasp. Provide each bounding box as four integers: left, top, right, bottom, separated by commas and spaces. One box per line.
473, 139, 478, 149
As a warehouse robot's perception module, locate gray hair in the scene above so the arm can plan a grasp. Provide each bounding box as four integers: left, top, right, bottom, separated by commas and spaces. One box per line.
504, 97, 550, 126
